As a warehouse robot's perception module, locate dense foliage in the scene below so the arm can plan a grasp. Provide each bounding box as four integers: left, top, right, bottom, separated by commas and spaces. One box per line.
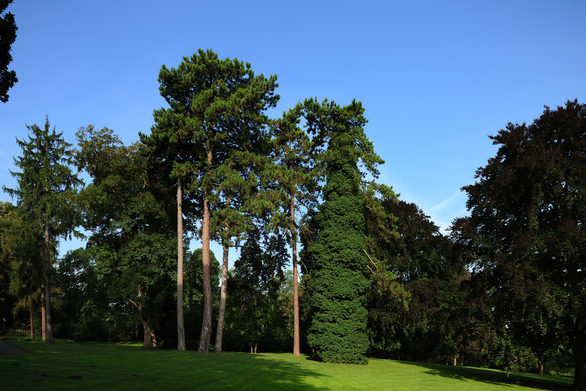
455, 101, 586, 389
304, 99, 382, 364
0, 0, 17, 102
224, 229, 291, 353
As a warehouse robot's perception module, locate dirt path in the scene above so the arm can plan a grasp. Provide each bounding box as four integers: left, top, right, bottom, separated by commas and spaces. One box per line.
0, 341, 28, 354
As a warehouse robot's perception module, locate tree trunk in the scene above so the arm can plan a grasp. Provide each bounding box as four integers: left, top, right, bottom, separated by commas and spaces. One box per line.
453, 357, 457, 366
290, 194, 300, 356
41, 291, 46, 341
142, 318, 153, 350
43, 219, 54, 343
198, 192, 212, 353
29, 300, 34, 341
199, 148, 213, 353
131, 287, 154, 350
215, 200, 230, 354
176, 178, 186, 351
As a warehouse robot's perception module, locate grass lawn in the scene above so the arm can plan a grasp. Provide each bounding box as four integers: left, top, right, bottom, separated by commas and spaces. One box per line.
0, 338, 573, 391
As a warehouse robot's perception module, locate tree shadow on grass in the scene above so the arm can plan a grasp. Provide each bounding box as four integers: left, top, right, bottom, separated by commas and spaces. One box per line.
2, 341, 330, 391
398, 361, 572, 391
155, 351, 329, 391
226, 353, 328, 391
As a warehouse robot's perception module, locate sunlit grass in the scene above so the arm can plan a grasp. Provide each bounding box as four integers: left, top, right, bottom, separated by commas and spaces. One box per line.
0, 338, 572, 390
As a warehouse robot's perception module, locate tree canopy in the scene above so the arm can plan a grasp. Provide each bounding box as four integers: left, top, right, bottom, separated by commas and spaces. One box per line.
0, 0, 17, 102
457, 100, 586, 388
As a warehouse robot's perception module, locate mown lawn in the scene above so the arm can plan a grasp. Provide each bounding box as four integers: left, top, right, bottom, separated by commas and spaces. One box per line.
0, 338, 573, 390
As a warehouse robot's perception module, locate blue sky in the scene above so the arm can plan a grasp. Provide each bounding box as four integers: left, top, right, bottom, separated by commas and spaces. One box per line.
1, 1, 585, 258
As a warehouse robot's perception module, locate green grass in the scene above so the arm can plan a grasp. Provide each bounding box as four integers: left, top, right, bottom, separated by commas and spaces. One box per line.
0, 338, 573, 390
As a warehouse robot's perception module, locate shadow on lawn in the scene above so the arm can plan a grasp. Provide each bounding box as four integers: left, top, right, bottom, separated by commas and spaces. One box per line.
86, 345, 329, 391
1, 341, 330, 391
151, 350, 329, 391
231, 353, 328, 391
398, 361, 572, 391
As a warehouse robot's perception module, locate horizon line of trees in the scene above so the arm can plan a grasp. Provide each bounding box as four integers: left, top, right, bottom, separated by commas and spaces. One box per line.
0, 49, 584, 390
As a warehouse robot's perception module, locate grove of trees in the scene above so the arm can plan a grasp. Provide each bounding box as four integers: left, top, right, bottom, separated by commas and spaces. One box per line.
0, 49, 584, 390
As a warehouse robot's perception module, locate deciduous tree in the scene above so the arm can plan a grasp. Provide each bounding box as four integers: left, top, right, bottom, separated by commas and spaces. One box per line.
76, 126, 175, 349
459, 101, 586, 389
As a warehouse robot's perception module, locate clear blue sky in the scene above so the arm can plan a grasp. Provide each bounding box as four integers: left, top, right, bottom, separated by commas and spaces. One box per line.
1, 1, 585, 257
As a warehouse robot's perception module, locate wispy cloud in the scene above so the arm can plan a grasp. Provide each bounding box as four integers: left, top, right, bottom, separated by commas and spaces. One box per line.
428, 190, 465, 213
425, 191, 468, 234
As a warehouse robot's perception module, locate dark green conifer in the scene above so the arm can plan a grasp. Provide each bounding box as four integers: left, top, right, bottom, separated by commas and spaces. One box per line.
305, 99, 382, 364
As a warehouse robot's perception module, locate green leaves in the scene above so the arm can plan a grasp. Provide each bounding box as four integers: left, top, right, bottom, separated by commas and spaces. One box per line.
0, 0, 17, 102
458, 100, 586, 385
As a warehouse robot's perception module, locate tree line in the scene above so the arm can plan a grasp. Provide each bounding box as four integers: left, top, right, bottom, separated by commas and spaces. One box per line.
0, 49, 584, 390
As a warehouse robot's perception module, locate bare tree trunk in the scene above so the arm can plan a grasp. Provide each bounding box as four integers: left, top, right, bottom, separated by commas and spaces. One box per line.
41, 291, 46, 341
29, 300, 34, 341
215, 199, 230, 354
290, 194, 300, 356
43, 218, 54, 343
130, 287, 154, 350
176, 178, 186, 351
142, 318, 153, 350
199, 148, 213, 353
198, 192, 212, 353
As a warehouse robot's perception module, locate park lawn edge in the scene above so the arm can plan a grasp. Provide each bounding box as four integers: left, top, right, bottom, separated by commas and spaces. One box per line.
0, 338, 573, 391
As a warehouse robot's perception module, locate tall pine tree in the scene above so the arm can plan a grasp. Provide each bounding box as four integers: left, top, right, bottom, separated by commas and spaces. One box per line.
268, 105, 320, 356
148, 50, 278, 352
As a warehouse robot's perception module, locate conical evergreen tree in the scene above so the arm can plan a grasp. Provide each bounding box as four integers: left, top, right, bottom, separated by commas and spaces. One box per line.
305, 99, 382, 364
4, 117, 81, 343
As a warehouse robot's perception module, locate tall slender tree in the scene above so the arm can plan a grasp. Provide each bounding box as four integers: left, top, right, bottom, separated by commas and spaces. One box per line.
152, 49, 278, 353
268, 105, 320, 356
4, 117, 80, 343
143, 92, 201, 351
304, 99, 383, 364
212, 183, 253, 353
